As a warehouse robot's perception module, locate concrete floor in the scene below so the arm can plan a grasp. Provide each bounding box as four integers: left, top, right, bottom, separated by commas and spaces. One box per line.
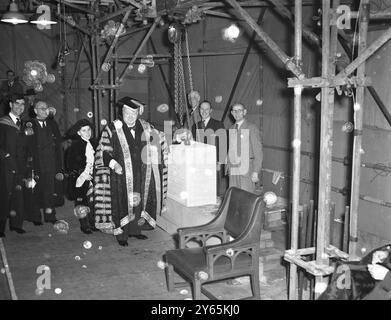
0, 200, 288, 300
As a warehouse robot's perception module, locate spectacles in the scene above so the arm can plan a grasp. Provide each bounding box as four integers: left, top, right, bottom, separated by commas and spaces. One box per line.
231, 109, 244, 113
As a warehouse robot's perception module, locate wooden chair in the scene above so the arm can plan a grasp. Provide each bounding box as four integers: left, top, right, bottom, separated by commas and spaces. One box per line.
164, 187, 265, 300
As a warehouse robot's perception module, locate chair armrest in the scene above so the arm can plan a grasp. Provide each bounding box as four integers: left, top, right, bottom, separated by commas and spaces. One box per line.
178, 227, 227, 248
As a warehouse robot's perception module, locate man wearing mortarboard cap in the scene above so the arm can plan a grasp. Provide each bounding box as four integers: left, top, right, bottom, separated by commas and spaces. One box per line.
93, 96, 168, 246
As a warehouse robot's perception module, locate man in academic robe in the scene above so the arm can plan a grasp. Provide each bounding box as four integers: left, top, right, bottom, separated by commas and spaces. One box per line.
191, 100, 227, 196
94, 96, 168, 246
226, 103, 263, 194
26, 101, 64, 225
0, 94, 32, 237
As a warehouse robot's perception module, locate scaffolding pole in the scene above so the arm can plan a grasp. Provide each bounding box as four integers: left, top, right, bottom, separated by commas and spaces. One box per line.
288, 0, 303, 301
349, 0, 369, 260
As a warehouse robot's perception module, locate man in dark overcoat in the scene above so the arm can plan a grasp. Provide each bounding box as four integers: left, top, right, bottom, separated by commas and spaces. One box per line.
26, 100, 64, 224
0, 94, 32, 236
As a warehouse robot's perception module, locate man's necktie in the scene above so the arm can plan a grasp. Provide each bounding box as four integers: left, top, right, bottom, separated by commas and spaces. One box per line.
201, 121, 206, 129
38, 120, 46, 128
234, 123, 239, 130
16, 118, 21, 129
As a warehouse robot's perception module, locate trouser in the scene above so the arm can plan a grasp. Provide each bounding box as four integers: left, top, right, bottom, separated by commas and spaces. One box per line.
36, 172, 57, 223
9, 183, 25, 229
115, 209, 142, 242
229, 174, 256, 194
79, 211, 95, 230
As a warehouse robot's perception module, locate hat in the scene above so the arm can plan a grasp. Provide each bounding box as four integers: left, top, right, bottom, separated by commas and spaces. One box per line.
9, 93, 25, 103
66, 119, 93, 138
116, 96, 144, 110
25, 88, 36, 96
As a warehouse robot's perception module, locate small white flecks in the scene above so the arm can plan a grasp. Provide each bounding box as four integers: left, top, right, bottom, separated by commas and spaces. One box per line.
74, 256, 81, 261
292, 139, 301, 148
98, 246, 102, 250
87, 111, 93, 118
48, 234, 52, 237
256, 99, 263, 106
198, 271, 208, 280
226, 248, 234, 257
101, 119, 107, 126
353, 103, 361, 111
180, 289, 188, 295
315, 93, 321, 102
157, 104, 169, 113
360, 148, 365, 155
9, 210, 16, 217
138, 64, 146, 74
128, 65, 134, 71
54, 288, 62, 294
180, 191, 188, 200
83, 241, 92, 249
157, 260, 167, 269
82, 265, 87, 269
215, 96, 223, 103
361, 247, 367, 254
0, 268, 5, 274
263, 191, 277, 206
341, 122, 354, 133
314, 282, 327, 293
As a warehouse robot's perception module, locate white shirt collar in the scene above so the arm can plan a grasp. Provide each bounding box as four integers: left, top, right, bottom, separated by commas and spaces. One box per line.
203, 117, 210, 126
236, 119, 244, 129
9, 112, 19, 124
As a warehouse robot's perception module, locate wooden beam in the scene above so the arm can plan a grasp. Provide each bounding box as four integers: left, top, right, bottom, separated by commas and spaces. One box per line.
221, 8, 267, 122
56, 13, 91, 36
116, 17, 161, 84
99, 6, 134, 23
94, 8, 132, 85
349, 0, 369, 260
225, 0, 304, 79
335, 24, 391, 82
367, 86, 391, 128
288, 0, 303, 300
287, 76, 371, 88
53, 0, 97, 15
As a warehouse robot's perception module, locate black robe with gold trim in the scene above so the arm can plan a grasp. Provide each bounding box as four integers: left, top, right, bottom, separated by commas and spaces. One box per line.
92, 119, 168, 235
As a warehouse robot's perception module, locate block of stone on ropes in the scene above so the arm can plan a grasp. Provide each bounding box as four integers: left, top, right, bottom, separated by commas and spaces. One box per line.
168, 141, 216, 207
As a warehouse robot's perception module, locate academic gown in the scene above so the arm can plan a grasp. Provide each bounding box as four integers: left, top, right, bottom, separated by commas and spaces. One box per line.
94, 119, 168, 239
0, 115, 31, 231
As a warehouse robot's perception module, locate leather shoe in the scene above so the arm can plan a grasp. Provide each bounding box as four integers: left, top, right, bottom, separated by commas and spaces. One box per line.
80, 227, 92, 234
118, 240, 128, 246
33, 222, 43, 226
10, 227, 26, 234
0, 232, 5, 238
130, 234, 148, 240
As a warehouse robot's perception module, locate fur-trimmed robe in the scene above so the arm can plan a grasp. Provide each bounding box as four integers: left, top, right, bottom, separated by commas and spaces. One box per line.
92, 119, 168, 235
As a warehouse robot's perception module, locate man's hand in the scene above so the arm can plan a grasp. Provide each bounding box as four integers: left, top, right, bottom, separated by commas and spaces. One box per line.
251, 172, 259, 183
368, 264, 389, 281
114, 162, 123, 175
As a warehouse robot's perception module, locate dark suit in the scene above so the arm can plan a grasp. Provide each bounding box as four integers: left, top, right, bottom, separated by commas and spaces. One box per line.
0, 115, 31, 233
26, 118, 64, 223
65, 137, 97, 230
192, 117, 227, 196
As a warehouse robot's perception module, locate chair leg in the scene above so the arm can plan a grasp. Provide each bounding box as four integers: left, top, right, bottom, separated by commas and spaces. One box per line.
165, 264, 175, 292
192, 279, 202, 300
250, 271, 261, 300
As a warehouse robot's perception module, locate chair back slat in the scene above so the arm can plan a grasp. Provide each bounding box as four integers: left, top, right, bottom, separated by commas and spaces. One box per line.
224, 187, 263, 240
